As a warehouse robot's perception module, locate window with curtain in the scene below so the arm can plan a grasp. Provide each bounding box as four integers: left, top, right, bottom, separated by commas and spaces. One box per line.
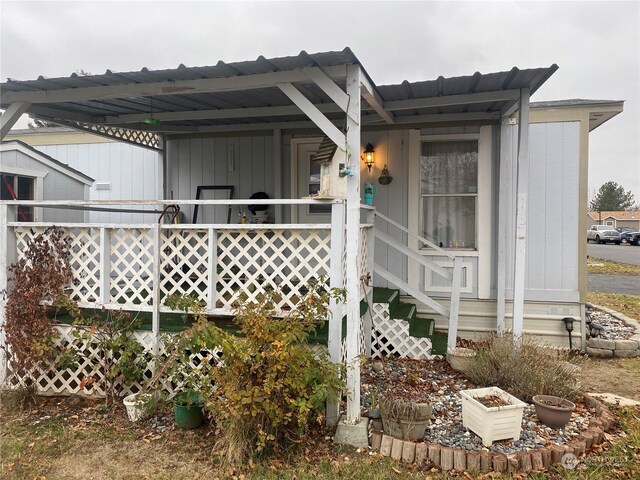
420, 141, 478, 249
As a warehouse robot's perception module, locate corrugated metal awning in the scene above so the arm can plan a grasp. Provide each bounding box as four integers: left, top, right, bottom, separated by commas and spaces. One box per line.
1, 48, 559, 138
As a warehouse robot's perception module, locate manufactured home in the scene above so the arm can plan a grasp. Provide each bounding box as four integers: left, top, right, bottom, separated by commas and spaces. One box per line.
0, 48, 623, 422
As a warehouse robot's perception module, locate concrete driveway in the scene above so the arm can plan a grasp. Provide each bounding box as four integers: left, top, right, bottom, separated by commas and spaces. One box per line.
587, 243, 640, 265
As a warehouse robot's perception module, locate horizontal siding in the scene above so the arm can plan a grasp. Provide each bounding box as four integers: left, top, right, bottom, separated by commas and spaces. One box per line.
407, 296, 582, 348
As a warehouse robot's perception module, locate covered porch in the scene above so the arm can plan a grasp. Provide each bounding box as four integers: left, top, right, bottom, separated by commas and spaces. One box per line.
1, 48, 556, 426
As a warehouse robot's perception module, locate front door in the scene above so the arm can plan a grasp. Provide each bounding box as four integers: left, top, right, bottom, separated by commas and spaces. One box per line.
293, 139, 332, 224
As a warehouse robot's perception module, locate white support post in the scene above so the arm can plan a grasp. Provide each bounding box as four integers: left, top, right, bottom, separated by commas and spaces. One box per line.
327, 202, 345, 426
151, 225, 161, 353
0, 102, 31, 140
0, 205, 9, 385
512, 89, 530, 342
207, 228, 218, 311
344, 64, 361, 425
99, 228, 111, 304
273, 129, 283, 224
496, 122, 511, 335
447, 256, 463, 350
363, 209, 375, 357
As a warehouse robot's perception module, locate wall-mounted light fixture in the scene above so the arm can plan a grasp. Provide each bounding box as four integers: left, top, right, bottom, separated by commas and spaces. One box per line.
362, 143, 375, 172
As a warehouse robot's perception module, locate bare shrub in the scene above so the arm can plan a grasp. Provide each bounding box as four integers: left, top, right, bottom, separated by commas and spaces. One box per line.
464, 334, 583, 402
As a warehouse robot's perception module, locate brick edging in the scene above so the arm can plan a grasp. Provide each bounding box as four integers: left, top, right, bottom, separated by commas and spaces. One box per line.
369, 393, 615, 473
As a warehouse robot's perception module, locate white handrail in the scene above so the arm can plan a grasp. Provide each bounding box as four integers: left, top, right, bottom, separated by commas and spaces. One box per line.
374, 210, 455, 260
0, 198, 344, 207
375, 230, 452, 281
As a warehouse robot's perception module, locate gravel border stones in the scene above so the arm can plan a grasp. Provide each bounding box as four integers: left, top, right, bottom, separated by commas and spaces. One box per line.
370, 393, 615, 474
587, 305, 640, 358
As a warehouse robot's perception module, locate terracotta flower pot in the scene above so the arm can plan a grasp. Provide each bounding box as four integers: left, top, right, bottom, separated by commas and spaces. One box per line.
532, 395, 575, 428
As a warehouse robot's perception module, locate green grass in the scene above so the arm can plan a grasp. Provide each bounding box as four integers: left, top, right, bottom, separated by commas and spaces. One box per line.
587, 257, 640, 276
1, 404, 638, 479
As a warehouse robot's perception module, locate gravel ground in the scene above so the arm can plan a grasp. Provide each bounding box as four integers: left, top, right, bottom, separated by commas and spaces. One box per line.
361, 358, 594, 455
587, 305, 636, 339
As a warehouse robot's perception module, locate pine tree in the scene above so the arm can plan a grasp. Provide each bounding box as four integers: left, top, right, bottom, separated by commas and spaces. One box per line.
590, 181, 635, 211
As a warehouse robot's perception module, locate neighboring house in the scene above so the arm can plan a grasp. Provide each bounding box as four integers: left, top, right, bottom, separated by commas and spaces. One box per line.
0, 49, 626, 420
0, 140, 93, 222
586, 210, 640, 230
4, 127, 162, 223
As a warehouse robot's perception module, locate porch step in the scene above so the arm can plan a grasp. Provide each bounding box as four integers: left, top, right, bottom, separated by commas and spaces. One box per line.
372, 287, 400, 311
372, 287, 444, 355
430, 332, 449, 355
408, 317, 435, 338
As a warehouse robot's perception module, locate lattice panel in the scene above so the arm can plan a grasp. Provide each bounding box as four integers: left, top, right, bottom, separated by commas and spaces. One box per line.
160, 229, 209, 303
67, 228, 101, 303
60, 119, 161, 151
14, 226, 102, 303
370, 303, 433, 359
216, 229, 331, 312
110, 228, 154, 306
358, 226, 370, 298
3, 326, 224, 398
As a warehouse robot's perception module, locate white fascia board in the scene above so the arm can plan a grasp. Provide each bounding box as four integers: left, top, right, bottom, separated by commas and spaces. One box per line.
0, 143, 93, 186
1, 66, 348, 104
0, 164, 48, 178
388, 89, 522, 112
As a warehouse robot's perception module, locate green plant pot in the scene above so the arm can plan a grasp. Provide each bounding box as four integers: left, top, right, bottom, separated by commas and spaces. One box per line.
173, 391, 204, 429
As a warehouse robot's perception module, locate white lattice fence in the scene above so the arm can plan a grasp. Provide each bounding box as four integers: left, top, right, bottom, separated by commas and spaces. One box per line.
370, 303, 433, 359
14, 226, 102, 304
216, 228, 331, 312
358, 226, 370, 298
109, 228, 154, 306
3, 325, 224, 398
160, 228, 210, 304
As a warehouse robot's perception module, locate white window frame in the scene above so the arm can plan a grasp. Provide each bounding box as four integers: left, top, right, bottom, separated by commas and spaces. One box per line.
0, 165, 45, 221
408, 127, 493, 299
419, 137, 480, 251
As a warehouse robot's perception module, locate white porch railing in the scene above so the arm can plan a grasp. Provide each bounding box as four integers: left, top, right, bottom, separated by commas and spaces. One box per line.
2, 199, 348, 317
373, 210, 462, 350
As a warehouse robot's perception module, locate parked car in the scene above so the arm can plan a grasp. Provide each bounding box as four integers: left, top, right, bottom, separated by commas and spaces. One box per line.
617, 227, 638, 243
628, 231, 640, 246
587, 225, 621, 244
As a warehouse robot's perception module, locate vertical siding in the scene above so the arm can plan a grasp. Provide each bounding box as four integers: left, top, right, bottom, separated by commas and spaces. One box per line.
166, 135, 275, 224
36, 142, 162, 223
503, 122, 580, 301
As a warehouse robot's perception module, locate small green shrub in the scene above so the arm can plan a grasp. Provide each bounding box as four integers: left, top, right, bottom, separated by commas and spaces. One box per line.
157, 284, 344, 464
464, 334, 583, 402
55, 297, 150, 405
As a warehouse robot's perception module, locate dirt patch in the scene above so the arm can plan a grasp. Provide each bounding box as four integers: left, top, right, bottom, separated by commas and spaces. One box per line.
581, 357, 640, 401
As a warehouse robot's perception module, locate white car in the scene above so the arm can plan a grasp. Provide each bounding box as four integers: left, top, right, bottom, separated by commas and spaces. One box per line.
587, 225, 621, 244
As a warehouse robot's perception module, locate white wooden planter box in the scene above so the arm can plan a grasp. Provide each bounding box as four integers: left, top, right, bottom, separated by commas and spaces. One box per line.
460, 386, 526, 447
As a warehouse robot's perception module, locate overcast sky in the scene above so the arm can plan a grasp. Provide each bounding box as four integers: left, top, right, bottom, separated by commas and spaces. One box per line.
1, 0, 638, 202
